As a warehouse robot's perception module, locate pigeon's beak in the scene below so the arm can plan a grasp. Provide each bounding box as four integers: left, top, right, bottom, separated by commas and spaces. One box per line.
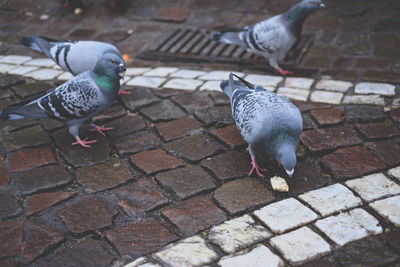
285, 168, 294, 177
319, 3, 326, 9
117, 64, 126, 79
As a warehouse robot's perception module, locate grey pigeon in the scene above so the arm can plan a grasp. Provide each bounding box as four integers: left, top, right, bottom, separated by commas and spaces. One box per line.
220, 73, 303, 177
211, 0, 326, 76
0, 52, 126, 148
20, 35, 129, 95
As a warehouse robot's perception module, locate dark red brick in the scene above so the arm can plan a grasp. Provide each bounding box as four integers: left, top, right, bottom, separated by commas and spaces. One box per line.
156, 165, 216, 200
356, 122, 400, 140
75, 159, 135, 193
345, 105, 385, 123
320, 69, 359, 81
343, 44, 369, 56
22, 220, 64, 264
106, 218, 178, 257
194, 105, 234, 126
390, 108, 400, 123
301, 256, 340, 267
152, 8, 190, 22
363, 70, 400, 83
115, 130, 161, 154
310, 108, 343, 126
12, 82, 53, 98
58, 197, 118, 234
0, 190, 21, 219
113, 178, 168, 217
141, 100, 186, 122
213, 178, 275, 214
171, 92, 214, 113
162, 195, 227, 235
0, 74, 25, 88
209, 91, 230, 105
370, 33, 400, 47
355, 58, 395, 69
300, 126, 362, 152
8, 146, 56, 172
292, 101, 331, 112
105, 114, 146, 138
308, 45, 340, 57
92, 105, 127, 122
202, 151, 250, 181
288, 160, 327, 193
163, 134, 222, 162
302, 115, 316, 130
0, 168, 10, 187
121, 87, 160, 111
210, 125, 246, 148
14, 165, 72, 195
130, 148, 184, 174
367, 140, 400, 166
0, 125, 51, 151
0, 220, 23, 258
303, 56, 331, 69
156, 117, 202, 142
322, 146, 387, 179
27, 192, 75, 216
96, 30, 131, 42
384, 227, 400, 252
333, 57, 354, 69
69, 28, 96, 39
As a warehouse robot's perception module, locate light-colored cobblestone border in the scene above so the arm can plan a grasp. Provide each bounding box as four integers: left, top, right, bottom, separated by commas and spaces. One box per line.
1, 55, 398, 109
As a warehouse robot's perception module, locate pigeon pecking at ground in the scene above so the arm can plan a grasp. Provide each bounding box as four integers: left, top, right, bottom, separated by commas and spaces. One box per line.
19, 35, 129, 94
0, 52, 126, 148
220, 73, 303, 177
211, 0, 326, 76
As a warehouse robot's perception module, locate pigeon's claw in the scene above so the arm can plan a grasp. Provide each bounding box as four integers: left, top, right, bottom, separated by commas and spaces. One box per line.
89, 124, 113, 136
277, 67, 293, 76
72, 137, 97, 148
249, 159, 267, 177
118, 90, 130, 95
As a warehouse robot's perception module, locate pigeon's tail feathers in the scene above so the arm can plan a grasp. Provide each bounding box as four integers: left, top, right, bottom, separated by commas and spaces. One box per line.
19, 36, 56, 57
210, 30, 245, 47
0, 104, 48, 121
20, 36, 42, 52
220, 73, 246, 97
0, 111, 24, 121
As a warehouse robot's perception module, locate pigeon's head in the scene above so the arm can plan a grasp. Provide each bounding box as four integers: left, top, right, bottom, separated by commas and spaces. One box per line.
275, 142, 297, 177
301, 0, 326, 11
94, 52, 126, 79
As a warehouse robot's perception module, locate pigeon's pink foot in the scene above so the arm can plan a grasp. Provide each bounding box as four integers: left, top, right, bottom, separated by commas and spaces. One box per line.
118, 90, 130, 95
252, 55, 260, 64
72, 137, 97, 148
89, 124, 113, 136
277, 67, 293, 76
248, 159, 267, 177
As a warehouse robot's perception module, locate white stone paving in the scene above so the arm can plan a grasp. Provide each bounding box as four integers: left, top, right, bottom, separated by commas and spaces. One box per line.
199, 80, 222, 91
143, 67, 178, 77
355, 82, 396, 96
315, 79, 353, 92
0, 63, 17, 74
0, 55, 32, 64
218, 245, 284, 267
244, 74, 283, 87
125, 67, 152, 76
345, 173, 400, 202
25, 69, 63, 80
253, 198, 319, 234
170, 69, 207, 79
276, 87, 309, 101
369, 195, 400, 227
7, 66, 38, 75
125, 257, 162, 267
314, 208, 383, 246
310, 90, 343, 105
270, 227, 331, 265
207, 215, 272, 254
342, 95, 385, 106
199, 71, 244, 80
125, 76, 166, 88
284, 77, 314, 90
163, 78, 203, 90
388, 166, 400, 180
24, 58, 56, 68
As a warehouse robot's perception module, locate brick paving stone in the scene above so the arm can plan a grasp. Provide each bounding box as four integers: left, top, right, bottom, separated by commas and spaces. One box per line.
345, 105, 385, 122
367, 140, 400, 166
152, 8, 190, 22
0, 74, 25, 88
214, 178, 275, 214
0, 168, 10, 187
164, 78, 203, 90
12, 82, 53, 98
301, 126, 361, 152
254, 198, 319, 234
310, 108, 343, 125
8, 65, 38, 75
355, 82, 395, 96
390, 108, 400, 123
156, 165, 216, 199
299, 184, 362, 216
244, 74, 283, 87
113, 178, 168, 217
105, 114, 146, 138
125, 67, 151, 76
302, 115, 316, 130
154, 236, 218, 267
14, 165, 72, 195
0, 220, 23, 258
130, 148, 184, 174
0, 63, 17, 74
333, 236, 400, 267
163, 134, 222, 162
106, 218, 178, 258
162, 195, 227, 235
300, 256, 339, 267
322, 146, 387, 180
0, 55, 32, 64
26, 192, 75, 216
199, 80, 222, 91
356, 122, 400, 139
218, 244, 284, 267
0, 125, 51, 151
22, 220, 63, 264
121, 87, 160, 111
0, 259, 18, 267
170, 69, 207, 79
345, 173, 400, 202
310, 91, 343, 105
115, 130, 161, 155
156, 117, 202, 142
171, 92, 214, 113
207, 215, 272, 254
199, 71, 244, 80
40, 238, 114, 266
277, 87, 309, 101
288, 160, 327, 193
202, 151, 250, 181
315, 208, 382, 246
58, 197, 117, 234
194, 105, 234, 126
141, 100, 186, 122
25, 69, 63, 80
315, 79, 353, 92
125, 76, 166, 88
92, 105, 127, 122
370, 195, 400, 227
209, 91, 230, 105
8, 146, 56, 172
285, 77, 314, 89
342, 95, 385, 106
388, 166, 400, 180
292, 101, 332, 112
210, 125, 246, 148
24, 58, 55, 68
143, 67, 179, 77
0, 190, 21, 219
384, 228, 400, 252
75, 159, 134, 193
270, 227, 331, 266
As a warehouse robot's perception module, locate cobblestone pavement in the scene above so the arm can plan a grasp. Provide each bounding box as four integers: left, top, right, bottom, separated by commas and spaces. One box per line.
0, 0, 400, 266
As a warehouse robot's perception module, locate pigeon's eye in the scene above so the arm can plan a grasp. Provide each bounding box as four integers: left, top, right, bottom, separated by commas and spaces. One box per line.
109, 59, 115, 64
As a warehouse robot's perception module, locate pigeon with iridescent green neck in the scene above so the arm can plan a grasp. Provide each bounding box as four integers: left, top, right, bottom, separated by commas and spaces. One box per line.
220, 73, 303, 177
211, 0, 326, 75
0, 53, 126, 148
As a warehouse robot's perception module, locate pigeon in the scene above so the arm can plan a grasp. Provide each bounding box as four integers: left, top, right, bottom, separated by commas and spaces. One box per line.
211, 0, 326, 76
220, 73, 303, 177
0, 52, 126, 148
19, 35, 129, 94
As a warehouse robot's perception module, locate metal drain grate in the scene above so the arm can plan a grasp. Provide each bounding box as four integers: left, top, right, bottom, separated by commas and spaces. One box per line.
138, 28, 315, 68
